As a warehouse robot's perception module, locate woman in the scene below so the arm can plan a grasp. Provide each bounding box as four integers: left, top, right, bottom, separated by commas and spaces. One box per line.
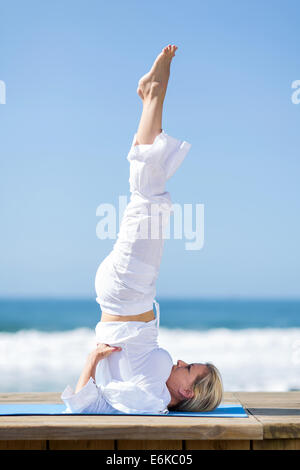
61, 45, 223, 415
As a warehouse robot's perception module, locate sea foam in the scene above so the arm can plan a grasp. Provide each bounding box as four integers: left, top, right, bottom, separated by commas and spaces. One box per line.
1, 327, 300, 392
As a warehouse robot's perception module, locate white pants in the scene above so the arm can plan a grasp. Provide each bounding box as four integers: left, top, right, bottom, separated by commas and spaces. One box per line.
95, 130, 191, 317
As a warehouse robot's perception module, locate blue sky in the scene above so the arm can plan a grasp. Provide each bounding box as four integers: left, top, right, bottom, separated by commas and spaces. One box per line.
1, 0, 300, 299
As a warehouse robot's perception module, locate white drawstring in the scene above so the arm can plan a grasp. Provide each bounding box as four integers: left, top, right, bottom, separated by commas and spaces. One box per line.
153, 299, 160, 330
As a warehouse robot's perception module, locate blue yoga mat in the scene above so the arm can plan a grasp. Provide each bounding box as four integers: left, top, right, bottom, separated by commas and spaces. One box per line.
0, 402, 248, 417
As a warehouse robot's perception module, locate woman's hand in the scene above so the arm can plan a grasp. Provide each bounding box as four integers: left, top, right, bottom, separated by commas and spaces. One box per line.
75, 343, 122, 394
92, 343, 122, 361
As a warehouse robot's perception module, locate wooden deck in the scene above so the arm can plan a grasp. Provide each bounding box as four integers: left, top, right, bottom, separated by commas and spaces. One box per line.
0, 391, 299, 450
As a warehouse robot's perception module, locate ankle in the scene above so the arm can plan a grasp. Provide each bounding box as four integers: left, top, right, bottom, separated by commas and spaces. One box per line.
142, 81, 165, 102
143, 97, 165, 110
150, 81, 166, 98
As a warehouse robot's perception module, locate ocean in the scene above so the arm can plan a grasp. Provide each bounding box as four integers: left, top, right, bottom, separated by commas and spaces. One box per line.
1, 298, 300, 393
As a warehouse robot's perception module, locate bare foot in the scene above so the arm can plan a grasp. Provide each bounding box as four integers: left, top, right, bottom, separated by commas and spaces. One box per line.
137, 44, 178, 101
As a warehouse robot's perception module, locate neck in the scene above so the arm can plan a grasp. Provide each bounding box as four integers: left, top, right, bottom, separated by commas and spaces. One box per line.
166, 384, 180, 408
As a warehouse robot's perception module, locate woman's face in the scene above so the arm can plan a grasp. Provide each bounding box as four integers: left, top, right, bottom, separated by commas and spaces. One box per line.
166, 360, 209, 403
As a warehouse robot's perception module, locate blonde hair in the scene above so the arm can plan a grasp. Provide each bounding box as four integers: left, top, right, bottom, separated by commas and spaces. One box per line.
168, 363, 223, 412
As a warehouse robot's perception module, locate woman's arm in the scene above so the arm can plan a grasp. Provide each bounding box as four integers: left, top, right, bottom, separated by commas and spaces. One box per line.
75, 343, 122, 393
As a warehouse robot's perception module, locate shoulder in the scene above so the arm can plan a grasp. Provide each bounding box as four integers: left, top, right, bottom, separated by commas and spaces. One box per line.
152, 347, 173, 361
148, 347, 173, 380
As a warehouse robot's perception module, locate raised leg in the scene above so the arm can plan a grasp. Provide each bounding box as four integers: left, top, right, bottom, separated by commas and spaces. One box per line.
135, 45, 178, 145
95, 45, 192, 320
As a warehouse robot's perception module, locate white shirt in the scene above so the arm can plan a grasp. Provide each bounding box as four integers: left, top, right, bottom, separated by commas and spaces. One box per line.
61, 301, 174, 414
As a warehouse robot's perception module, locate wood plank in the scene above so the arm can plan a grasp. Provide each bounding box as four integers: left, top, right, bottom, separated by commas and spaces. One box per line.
186, 440, 250, 450
235, 392, 300, 439
118, 440, 182, 450
49, 440, 114, 450
0, 391, 262, 441
253, 438, 300, 450
235, 392, 300, 410
0, 393, 62, 403
0, 414, 262, 441
0, 440, 47, 450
